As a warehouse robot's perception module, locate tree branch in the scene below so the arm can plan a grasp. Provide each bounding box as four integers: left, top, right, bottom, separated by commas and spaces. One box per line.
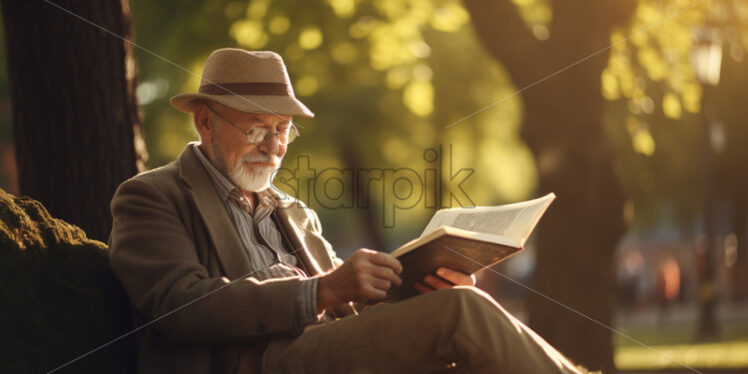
549, 0, 637, 54
462, 0, 546, 86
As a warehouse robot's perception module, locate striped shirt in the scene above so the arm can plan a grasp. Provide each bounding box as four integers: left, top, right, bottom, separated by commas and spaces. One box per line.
192, 144, 319, 328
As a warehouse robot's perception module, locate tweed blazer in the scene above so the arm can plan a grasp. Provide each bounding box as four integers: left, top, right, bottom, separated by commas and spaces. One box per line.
108, 145, 350, 373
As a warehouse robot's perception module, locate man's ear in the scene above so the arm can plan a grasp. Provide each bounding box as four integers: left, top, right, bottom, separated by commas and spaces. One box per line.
193, 102, 212, 140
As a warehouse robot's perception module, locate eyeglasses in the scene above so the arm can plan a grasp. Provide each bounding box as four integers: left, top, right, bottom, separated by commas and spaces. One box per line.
206, 106, 299, 145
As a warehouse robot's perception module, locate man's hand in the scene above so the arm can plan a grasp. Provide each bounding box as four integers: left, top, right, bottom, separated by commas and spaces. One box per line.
414, 267, 476, 294
316, 248, 403, 312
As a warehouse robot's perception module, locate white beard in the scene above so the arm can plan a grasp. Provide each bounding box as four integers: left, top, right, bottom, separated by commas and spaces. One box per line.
228, 160, 277, 192
226, 151, 281, 192
206, 141, 280, 192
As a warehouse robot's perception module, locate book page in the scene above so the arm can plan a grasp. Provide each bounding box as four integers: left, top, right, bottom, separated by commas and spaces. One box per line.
392, 226, 518, 258
420, 193, 555, 247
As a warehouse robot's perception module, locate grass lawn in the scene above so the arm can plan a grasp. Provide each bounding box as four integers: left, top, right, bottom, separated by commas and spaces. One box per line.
614, 323, 748, 370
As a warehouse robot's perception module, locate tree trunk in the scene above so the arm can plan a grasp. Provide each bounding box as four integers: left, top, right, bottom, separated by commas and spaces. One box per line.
522, 76, 626, 372
1, 0, 146, 241
463, 0, 634, 370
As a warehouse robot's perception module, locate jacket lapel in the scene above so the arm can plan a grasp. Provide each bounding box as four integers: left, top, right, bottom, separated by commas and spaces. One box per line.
266, 188, 334, 276
176, 144, 251, 280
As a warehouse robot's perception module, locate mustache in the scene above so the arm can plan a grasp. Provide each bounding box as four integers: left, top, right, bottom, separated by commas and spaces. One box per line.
240, 152, 278, 163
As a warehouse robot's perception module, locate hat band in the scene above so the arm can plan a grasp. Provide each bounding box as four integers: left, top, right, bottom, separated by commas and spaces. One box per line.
198, 82, 291, 96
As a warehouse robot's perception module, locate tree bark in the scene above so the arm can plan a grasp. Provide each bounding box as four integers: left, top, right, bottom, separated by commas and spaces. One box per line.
464, 0, 634, 370
1, 0, 146, 241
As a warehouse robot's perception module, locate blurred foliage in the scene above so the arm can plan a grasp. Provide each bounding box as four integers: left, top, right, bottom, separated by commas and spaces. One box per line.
601, 0, 748, 231
603, 0, 706, 118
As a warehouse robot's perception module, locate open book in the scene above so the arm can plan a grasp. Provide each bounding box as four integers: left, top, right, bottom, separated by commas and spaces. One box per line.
386, 193, 556, 301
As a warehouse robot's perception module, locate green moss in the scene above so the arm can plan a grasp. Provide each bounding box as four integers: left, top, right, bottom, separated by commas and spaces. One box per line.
0, 189, 135, 373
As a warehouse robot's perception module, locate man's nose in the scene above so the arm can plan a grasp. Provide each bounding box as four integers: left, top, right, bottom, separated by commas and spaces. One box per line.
257, 134, 280, 155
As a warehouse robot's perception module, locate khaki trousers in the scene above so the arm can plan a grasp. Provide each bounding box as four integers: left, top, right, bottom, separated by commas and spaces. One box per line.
262, 287, 582, 374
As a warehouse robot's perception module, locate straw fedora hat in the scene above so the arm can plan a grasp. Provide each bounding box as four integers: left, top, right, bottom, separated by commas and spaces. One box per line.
170, 48, 314, 117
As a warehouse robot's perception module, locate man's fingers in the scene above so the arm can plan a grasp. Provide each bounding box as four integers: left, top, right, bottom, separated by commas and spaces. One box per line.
370, 266, 402, 287
363, 285, 387, 301
424, 274, 453, 290
414, 282, 434, 294
369, 277, 392, 291
368, 252, 403, 274
436, 267, 475, 286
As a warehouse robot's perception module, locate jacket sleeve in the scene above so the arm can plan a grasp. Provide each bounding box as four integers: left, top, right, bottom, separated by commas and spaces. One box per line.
108, 177, 304, 344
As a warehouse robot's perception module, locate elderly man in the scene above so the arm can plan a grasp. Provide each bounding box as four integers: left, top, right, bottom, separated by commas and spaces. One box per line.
109, 48, 582, 373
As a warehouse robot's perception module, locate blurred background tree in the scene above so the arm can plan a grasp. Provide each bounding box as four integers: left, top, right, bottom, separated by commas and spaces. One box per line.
603, 0, 748, 344
464, 0, 636, 369
463, 0, 748, 369
713, 5, 748, 305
